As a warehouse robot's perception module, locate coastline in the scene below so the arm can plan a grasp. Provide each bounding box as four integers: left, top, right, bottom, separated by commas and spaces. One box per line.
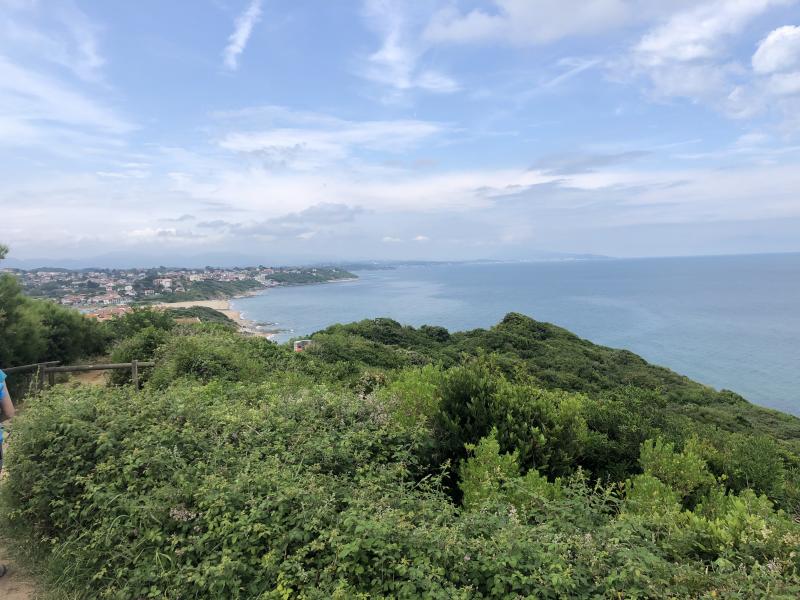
154, 277, 359, 340
155, 297, 275, 339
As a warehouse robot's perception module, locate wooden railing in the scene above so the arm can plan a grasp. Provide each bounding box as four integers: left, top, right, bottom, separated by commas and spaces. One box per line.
1, 360, 154, 389
2, 361, 60, 374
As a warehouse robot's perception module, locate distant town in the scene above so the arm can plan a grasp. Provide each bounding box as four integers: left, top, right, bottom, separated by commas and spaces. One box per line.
2, 265, 356, 315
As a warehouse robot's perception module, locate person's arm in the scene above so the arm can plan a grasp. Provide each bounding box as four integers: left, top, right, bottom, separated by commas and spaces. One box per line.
1, 383, 14, 420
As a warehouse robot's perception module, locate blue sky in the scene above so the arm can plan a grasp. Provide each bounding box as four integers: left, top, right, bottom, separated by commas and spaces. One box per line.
2, 0, 800, 264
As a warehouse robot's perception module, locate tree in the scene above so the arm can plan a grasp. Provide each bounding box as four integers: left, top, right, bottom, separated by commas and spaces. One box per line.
0, 243, 108, 367
0, 271, 47, 366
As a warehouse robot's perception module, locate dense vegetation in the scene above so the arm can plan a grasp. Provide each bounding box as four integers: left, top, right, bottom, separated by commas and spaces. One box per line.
0, 246, 108, 372
149, 279, 262, 302
164, 305, 236, 327
2, 302, 800, 598
266, 267, 355, 285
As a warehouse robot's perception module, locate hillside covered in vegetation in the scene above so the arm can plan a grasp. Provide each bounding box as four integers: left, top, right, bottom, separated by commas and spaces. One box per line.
2, 307, 800, 598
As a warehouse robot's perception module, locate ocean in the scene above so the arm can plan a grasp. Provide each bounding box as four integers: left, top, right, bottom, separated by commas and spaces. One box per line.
232, 254, 800, 415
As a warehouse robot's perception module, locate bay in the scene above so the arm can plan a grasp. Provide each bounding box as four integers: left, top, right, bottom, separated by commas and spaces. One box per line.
233, 254, 800, 415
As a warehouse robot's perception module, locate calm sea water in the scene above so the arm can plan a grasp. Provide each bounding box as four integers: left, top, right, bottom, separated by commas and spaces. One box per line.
233, 254, 800, 415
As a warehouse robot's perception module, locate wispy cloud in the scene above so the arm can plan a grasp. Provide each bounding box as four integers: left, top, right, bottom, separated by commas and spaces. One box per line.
223, 0, 263, 70
423, 0, 635, 46
216, 106, 446, 170
540, 58, 602, 90
358, 0, 459, 100
4, 1, 800, 261
531, 150, 651, 175
227, 203, 367, 239
0, 0, 105, 81
0, 0, 132, 155
0, 54, 133, 151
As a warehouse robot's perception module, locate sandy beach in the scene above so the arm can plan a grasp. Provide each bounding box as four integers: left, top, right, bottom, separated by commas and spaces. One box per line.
155, 299, 274, 338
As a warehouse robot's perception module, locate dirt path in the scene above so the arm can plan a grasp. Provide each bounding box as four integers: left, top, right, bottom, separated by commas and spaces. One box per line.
0, 371, 108, 599
0, 542, 38, 600
1, 447, 39, 599
69, 369, 107, 386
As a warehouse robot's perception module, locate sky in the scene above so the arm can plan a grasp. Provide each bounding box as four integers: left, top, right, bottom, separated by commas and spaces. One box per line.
2, 0, 800, 266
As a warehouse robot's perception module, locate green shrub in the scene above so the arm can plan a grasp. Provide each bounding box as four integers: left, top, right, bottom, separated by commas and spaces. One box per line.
164, 306, 236, 327
376, 364, 443, 428
4, 308, 800, 598
490, 381, 589, 477
0, 272, 109, 367
105, 307, 175, 341
33, 300, 110, 363
434, 359, 498, 463
148, 331, 266, 388
459, 429, 560, 511
581, 387, 668, 480
109, 326, 171, 384
721, 432, 786, 498
5, 382, 800, 598
639, 438, 714, 501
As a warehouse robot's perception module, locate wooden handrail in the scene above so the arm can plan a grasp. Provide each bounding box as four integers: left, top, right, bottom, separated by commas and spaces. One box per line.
3, 360, 155, 391
44, 362, 155, 373
45, 361, 154, 389
2, 361, 60, 374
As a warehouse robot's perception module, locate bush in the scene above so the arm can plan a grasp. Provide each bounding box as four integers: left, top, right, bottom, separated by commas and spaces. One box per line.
147, 332, 264, 388
0, 273, 108, 367
434, 359, 498, 463
721, 433, 786, 498
639, 438, 714, 501
490, 381, 589, 477
105, 307, 175, 341
459, 429, 560, 511
4, 309, 800, 597
164, 306, 236, 327
108, 326, 171, 384
0, 273, 46, 366
4, 381, 800, 598
376, 364, 443, 428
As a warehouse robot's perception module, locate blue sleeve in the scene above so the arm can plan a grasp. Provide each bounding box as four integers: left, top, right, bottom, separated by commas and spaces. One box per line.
0, 370, 6, 396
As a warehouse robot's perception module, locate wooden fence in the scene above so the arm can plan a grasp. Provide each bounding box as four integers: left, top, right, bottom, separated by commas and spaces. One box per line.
2, 360, 154, 390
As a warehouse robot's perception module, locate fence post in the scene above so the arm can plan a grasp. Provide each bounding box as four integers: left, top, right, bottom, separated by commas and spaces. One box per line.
132, 360, 139, 389
48, 368, 55, 387
38, 364, 46, 390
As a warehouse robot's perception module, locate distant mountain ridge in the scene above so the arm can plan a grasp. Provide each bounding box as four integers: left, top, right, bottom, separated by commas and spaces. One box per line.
4, 251, 613, 271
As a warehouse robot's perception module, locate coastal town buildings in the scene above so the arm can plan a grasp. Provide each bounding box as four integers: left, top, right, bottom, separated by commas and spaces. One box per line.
10, 265, 354, 308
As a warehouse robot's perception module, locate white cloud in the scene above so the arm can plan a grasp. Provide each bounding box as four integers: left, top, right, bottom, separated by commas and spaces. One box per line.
753, 25, 800, 74
6, 141, 800, 259
766, 71, 800, 95
540, 58, 602, 90
217, 107, 445, 170
0, 55, 133, 137
634, 0, 788, 66
751, 27, 800, 102
0, 0, 105, 80
424, 0, 633, 46
359, 0, 459, 98
167, 157, 551, 218
0, 1, 132, 153
626, 0, 797, 120
223, 0, 263, 70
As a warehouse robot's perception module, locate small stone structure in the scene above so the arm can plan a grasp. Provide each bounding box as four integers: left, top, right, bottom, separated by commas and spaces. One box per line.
293, 339, 313, 352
